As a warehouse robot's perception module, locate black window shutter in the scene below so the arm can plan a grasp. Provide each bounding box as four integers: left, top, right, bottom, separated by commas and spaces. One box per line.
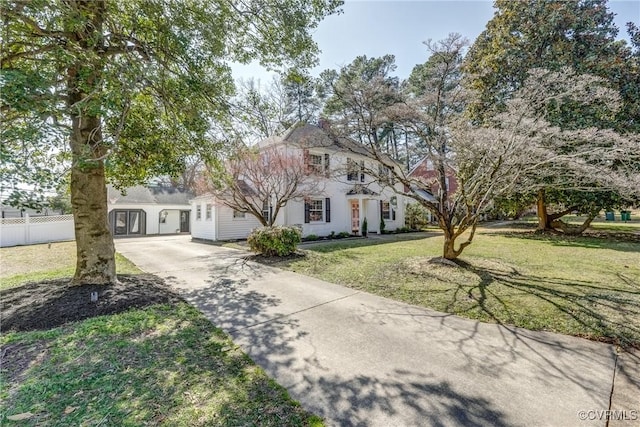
360, 161, 365, 182
380, 200, 384, 218
303, 149, 310, 174
325, 198, 331, 223
392, 207, 396, 221
304, 201, 310, 223
324, 153, 330, 177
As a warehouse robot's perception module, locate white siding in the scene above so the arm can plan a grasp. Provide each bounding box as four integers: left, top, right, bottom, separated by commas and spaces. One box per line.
190, 199, 261, 241
158, 210, 181, 234
216, 206, 262, 240
191, 199, 217, 241
108, 203, 189, 235
278, 149, 408, 237
187, 145, 409, 240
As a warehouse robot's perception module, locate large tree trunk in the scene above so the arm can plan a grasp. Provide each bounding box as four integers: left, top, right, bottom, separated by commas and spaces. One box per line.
70, 163, 116, 283
439, 216, 477, 260
70, 117, 117, 285
536, 189, 551, 230
443, 234, 459, 260
551, 212, 597, 236
67, 2, 116, 285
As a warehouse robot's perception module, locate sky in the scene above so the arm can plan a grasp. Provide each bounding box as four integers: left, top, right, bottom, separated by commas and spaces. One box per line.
232, 0, 640, 82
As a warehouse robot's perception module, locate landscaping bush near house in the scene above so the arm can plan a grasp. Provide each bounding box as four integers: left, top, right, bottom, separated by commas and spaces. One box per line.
336, 232, 352, 239
405, 203, 430, 230
304, 234, 319, 242
247, 226, 302, 256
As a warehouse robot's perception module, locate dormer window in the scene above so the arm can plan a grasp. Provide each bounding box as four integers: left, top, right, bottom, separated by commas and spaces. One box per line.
378, 164, 395, 185
304, 150, 330, 176
309, 154, 323, 174
347, 158, 365, 182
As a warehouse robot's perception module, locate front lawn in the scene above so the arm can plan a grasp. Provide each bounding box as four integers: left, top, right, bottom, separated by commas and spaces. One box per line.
1, 243, 321, 426
273, 230, 640, 347
1, 303, 321, 426
0, 241, 140, 290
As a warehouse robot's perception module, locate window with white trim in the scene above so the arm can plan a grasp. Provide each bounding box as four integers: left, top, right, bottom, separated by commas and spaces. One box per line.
381, 201, 391, 220
308, 199, 324, 222
196, 205, 202, 220
206, 204, 212, 220
347, 158, 365, 182
262, 200, 270, 223
309, 154, 323, 174
233, 210, 246, 219
378, 164, 395, 185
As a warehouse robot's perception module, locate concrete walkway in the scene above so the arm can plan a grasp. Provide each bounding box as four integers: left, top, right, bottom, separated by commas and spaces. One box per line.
116, 235, 639, 427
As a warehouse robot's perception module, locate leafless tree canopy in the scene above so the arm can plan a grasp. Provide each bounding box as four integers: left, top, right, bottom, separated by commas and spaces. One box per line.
205, 145, 324, 226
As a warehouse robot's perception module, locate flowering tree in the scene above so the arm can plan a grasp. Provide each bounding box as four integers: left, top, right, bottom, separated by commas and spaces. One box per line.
208, 145, 324, 226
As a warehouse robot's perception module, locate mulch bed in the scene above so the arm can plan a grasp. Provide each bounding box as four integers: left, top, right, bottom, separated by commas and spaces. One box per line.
0, 274, 183, 333
245, 252, 307, 265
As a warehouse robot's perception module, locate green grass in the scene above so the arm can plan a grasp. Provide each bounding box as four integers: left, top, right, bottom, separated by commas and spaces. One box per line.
273, 230, 640, 347
1, 241, 322, 426
0, 242, 141, 289
1, 303, 322, 426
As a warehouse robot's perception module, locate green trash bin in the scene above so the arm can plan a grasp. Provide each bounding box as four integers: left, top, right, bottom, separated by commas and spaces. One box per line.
621, 211, 631, 221
605, 211, 615, 221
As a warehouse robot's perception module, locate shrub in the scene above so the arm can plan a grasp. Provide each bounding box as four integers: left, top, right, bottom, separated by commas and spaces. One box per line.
405, 203, 430, 230
337, 231, 351, 238
362, 217, 368, 237
380, 218, 386, 234
396, 226, 412, 233
247, 226, 301, 257
329, 231, 336, 239
304, 234, 319, 241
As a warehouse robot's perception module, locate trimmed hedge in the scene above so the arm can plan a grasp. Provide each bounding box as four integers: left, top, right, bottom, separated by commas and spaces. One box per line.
247, 226, 302, 256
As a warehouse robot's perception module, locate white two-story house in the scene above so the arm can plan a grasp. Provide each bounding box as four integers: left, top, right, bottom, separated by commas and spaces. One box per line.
190, 123, 406, 241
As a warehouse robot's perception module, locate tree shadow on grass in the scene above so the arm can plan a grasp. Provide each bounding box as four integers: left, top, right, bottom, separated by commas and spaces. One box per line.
490, 230, 640, 252
451, 259, 640, 349
1, 304, 317, 427
302, 232, 438, 254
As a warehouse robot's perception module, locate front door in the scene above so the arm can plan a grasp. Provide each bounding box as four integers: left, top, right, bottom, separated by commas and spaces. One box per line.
351, 200, 360, 233
180, 210, 190, 233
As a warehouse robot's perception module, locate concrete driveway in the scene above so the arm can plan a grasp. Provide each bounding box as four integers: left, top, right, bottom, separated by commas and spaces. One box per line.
116, 235, 639, 427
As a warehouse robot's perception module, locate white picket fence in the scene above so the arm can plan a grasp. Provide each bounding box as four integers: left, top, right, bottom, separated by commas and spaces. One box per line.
0, 214, 75, 247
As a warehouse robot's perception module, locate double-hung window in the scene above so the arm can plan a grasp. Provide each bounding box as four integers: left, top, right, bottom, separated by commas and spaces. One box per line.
304, 198, 331, 223
309, 154, 324, 174
380, 200, 396, 221
308, 199, 324, 222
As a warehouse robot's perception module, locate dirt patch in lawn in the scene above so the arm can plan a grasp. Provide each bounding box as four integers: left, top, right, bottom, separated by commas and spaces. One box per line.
0, 274, 182, 332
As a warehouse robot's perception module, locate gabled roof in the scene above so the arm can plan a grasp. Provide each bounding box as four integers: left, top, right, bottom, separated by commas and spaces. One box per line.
259, 123, 393, 161
408, 156, 458, 177
411, 187, 438, 203
107, 185, 192, 205
346, 185, 379, 196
